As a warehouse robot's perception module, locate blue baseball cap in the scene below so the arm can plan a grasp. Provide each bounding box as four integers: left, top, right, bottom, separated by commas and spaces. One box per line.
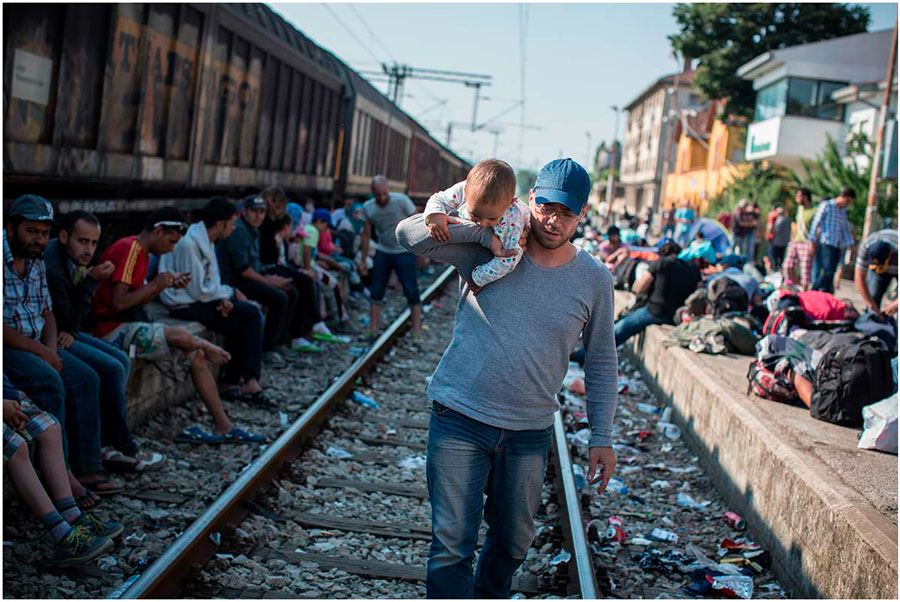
312, 208, 333, 227
533, 158, 591, 215
243, 194, 265, 209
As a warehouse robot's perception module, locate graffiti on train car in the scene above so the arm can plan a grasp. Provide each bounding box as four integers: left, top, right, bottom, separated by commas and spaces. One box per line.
107, 14, 200, 156
209, 52, 261, 166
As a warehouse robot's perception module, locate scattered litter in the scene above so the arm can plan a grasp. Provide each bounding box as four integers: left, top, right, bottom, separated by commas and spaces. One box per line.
349, 391, 379, 408
397, 454, 427, 469
511, 594, 526, 600
550, 549, 572, 565
660, 406, 673, 422
656, 421, 682, 440
710, 574, 754, 599
723, 511, 746, 530
629, 537, 653, 546
620, 465, 642, 476
279, 411, 290, 427
675, 492, 709, 511
636, 402, 660, 414
567, 428, 592, 446
650, 479, 672, 489
422, 304, 433, 314
350, 345, 368, 357
607, 478, 627, 494
124, 533, 146, 544
106, 575, 140, 599
325, 445, 354, 459
98, 555, 118, 570
568, 378, 586, 396
376, 424, 397, 436
572, 464, 586, 490
215, 553, 235, 560
649, 528, 679, 543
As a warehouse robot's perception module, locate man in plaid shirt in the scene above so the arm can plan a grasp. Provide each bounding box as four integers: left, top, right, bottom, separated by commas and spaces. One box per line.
3, 195, 113, 507
809, 187, 855, 293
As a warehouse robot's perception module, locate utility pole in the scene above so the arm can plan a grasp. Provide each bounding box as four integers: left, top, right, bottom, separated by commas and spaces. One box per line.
863, 18, 898, 241
466, 82, 485, 130
605, 106, 621, 221
585, 131, 592, 172
362, 64, 492, 119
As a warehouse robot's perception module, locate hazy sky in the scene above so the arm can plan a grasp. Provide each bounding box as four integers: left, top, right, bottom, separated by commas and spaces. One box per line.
271, 2, 898, 171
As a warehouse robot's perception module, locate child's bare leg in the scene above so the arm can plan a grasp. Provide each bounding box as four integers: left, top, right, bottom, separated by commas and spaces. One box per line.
188, 349, 234, 435
164, 326, 230, 366
34, 423, 74, 502
7, 444, 56, 517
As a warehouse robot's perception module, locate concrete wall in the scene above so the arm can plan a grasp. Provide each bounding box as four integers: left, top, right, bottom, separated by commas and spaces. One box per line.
614, 291, 898, 599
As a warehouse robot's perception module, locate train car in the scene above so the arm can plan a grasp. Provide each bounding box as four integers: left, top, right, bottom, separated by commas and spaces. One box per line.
3, 3, 346, 210
338, 64, 411, 198
3, 2, 465, 213
406, 116, 470, 201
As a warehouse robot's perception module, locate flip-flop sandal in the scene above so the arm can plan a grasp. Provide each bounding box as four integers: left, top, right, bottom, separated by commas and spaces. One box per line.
74, 489, 100, 510
175, 425, 225, 445
223, 428, 267, 444
80, 478, 124, 497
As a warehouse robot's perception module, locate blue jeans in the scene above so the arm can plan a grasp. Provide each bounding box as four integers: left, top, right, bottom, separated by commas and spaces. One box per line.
734, 233, 756, 263
4, 347, 102, 474
426, 402, 552, 599
812, 244, 842, 293
614, 306, 669, 346
369, 251, 421, 306
866, 270, 896, 309
68, 333, 135, 456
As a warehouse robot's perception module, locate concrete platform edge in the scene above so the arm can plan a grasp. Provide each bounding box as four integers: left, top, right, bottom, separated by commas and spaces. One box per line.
616, 294, 898, 598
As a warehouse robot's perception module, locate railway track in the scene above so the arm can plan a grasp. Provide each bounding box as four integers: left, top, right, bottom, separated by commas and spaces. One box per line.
117, 266, 605, 600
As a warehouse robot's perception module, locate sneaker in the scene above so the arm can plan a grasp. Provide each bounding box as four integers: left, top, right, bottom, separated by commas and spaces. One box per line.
290, 342, 322, 353
50, 526, 114, 567
312, 332, 352, 344
72, 512, 124, 539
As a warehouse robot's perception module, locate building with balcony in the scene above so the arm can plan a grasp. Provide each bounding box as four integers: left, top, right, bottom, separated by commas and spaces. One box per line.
619, 66, 703, 217
738, 29, 895, 171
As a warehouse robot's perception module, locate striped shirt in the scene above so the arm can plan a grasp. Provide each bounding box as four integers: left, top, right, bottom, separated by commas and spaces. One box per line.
809, 199, 854, 249
3, 232, 52, 340
90, 236, 150, 337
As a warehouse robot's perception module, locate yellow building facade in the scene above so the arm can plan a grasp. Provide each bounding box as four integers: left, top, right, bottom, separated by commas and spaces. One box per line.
661, 120, 747, 216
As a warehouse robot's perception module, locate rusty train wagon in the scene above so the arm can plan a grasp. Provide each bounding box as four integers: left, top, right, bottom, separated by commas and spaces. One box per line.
3, 2, 468, 216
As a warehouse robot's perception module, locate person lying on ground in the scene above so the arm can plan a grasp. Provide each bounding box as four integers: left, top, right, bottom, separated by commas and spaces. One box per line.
90, 207, 265, 444
4, 374, 121, 566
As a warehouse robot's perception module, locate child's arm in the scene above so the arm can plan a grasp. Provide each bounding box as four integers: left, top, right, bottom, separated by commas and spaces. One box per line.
424, 181, 467, 242
471, 200, 527, 289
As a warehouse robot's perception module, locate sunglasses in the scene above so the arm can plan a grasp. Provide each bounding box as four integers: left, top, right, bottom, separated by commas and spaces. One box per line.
154, 221, 188, 234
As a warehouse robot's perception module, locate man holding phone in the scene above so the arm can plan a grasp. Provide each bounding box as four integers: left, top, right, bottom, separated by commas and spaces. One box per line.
90, 207, 264, 444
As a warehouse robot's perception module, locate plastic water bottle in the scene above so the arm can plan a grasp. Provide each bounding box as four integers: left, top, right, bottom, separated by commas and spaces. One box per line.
350, 391, 379, 408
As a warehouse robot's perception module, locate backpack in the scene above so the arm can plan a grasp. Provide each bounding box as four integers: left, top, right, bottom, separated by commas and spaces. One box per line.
667, 315, 759, 356
614, 257, 642, 291
762, 306, 808, 336
810, 339, 895, 427
747, 361, 799, 403
709, 277, 749, 317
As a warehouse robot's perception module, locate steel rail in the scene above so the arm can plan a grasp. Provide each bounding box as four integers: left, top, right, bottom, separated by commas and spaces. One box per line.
551, 411, 599, 599
122, 266, 457, 599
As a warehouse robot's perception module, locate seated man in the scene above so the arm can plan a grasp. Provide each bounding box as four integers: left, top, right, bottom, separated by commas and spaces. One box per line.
217, 196, 321, 356
614, 240, 708, 346
854, 228, 898, 317
4, 374, 121, 566
45, 210, 165, 473
3, 195, 112, 505
90, 207, 264, 444
159, 197, 272, 407
302, 210, 352, 326
597, 226, 624, 262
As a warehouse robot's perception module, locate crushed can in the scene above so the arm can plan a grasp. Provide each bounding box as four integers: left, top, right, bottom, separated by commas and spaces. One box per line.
724, 511, 746, 530
605, 525, 627, 544
608, 516, 625, 528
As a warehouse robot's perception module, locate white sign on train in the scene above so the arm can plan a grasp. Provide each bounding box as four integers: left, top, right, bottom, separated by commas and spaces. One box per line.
11, 48, 53, 106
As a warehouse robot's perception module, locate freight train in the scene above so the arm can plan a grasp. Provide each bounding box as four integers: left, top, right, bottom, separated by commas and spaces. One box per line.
3, 3, 470, 215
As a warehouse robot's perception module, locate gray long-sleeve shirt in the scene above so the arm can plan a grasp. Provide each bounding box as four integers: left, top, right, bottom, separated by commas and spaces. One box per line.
396, 214, 618, 447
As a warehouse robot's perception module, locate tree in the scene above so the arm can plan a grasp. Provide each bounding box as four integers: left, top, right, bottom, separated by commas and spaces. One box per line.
516, 169, 538, 199
669, 3, 870, 119
798, 133, 898, 233
707, 161, 796, 217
